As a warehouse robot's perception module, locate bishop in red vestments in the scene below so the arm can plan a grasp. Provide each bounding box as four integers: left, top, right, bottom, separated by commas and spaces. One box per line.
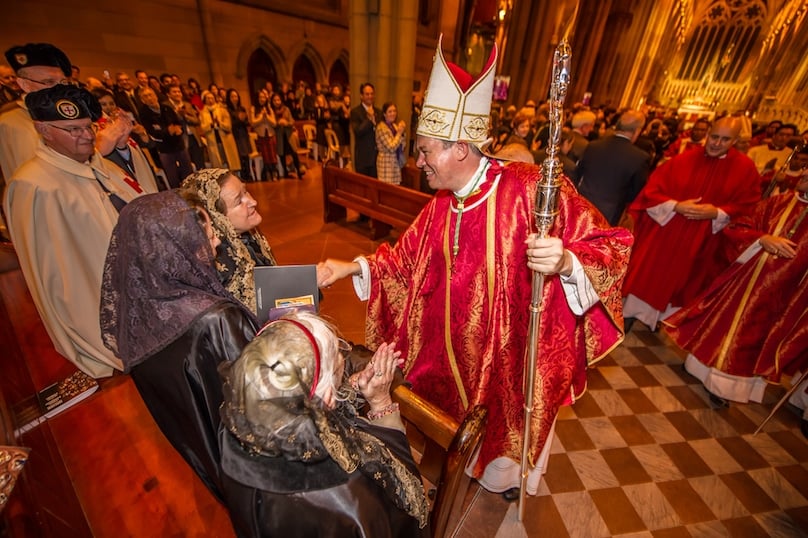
320, 37, 632, 498
322, 152, 631, 495
623, 117, 760, 328
363, 157, 630, 488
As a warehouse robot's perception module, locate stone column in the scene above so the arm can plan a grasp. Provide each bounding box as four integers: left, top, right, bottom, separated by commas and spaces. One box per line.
567, 0, 614, 103
196, 0, 219, 86
349, 0, 419, 160
497, 0, 564, 106
618, 0, 676, 108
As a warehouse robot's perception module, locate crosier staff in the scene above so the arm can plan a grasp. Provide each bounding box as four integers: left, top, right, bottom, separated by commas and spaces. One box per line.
518, 39, 572, 522
763, 145, 800, 198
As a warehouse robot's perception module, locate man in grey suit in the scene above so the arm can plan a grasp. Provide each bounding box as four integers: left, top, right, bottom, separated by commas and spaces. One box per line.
577, 110, 650, 226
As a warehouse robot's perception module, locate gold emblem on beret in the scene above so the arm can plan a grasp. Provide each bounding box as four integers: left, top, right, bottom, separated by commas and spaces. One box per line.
55, 99, 80, 119
15, 53, 27, 66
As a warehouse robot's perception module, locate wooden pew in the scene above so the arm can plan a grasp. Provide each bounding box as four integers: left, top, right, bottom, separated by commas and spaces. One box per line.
393, 385, 487, 538
322, 164, 432, 239
0, 244, 92, 537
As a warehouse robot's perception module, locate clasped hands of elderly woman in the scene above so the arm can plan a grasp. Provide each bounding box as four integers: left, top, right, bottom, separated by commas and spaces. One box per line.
316, 234, 572, 288
349, 342, 404, 419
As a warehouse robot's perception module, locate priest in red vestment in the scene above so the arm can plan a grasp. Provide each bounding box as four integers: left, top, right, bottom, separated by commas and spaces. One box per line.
623, 117, 760, 329
320, 37, 632, 499
663, 174, 808, 404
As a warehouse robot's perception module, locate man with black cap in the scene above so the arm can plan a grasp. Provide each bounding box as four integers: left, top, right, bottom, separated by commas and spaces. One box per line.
4, 84, 144, 378
0, 42, 127, 181
0, 42, 72, 179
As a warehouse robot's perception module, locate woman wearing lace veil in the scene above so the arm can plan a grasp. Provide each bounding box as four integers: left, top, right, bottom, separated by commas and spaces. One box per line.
100, 190, 258, 502
181, 168, 277, 313
219, 310, 429, 537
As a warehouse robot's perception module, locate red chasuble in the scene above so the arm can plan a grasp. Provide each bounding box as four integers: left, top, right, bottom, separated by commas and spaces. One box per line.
365, 160, 632, 476
664, 192, 808, 381
623, 148, 760, 311
761, 303, 807, 378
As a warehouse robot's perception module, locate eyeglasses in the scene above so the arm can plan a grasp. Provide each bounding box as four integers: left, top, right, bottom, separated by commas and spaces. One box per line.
48, 123, 97, 137
17, 75, 71, 87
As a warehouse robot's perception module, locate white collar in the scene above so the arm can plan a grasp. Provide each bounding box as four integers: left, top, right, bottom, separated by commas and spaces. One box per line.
35, 142, 99, 179
454, 157, 490, 197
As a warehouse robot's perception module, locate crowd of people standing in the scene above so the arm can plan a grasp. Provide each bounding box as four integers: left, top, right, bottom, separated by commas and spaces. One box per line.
0, 61, 365, 184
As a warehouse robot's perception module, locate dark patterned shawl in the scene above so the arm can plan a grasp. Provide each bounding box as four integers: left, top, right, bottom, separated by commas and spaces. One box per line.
100, 190, 255, 371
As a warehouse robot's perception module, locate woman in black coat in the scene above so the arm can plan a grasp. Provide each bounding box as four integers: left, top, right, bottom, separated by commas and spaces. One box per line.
100, 190, 258, 502
226, 88, 254, 181
219, 311, 430, 537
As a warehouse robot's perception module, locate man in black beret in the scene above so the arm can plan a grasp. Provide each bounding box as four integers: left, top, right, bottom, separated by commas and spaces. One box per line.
0, 42, 134, 184
5, 43, 71, 90
0, 43, 72, 179
26, 84, 102, 162
3, 84, 145, 378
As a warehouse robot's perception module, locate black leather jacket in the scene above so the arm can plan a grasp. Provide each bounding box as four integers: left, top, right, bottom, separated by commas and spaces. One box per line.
130, 302, 257, 502
220, 419, 429, 538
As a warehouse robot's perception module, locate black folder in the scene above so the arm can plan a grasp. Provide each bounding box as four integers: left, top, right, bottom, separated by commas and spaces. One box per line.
254, 264, 319, 323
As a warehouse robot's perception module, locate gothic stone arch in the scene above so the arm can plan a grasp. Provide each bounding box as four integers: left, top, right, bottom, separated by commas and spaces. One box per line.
287, 40, 328, 86
235, 34, 288, 83
325, 48, 350, 89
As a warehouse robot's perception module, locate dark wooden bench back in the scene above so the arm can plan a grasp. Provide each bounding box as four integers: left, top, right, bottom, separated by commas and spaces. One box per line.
322, 164, 432, 239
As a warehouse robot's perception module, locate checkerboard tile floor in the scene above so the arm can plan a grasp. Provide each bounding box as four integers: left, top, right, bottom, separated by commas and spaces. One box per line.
454, 324, 808, 537
254, 172, 807, 537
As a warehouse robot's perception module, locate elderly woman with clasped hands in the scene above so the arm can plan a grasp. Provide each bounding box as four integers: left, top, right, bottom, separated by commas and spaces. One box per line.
217, 311, 430, 537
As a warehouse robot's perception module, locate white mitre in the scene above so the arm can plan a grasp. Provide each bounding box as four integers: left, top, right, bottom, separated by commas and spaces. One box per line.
416, 35, 497, 150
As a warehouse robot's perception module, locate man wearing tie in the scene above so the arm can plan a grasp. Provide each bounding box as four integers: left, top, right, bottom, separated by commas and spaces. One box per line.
350, 82, 381, 177
167, 84, 204, 171
114, 72, 142, 123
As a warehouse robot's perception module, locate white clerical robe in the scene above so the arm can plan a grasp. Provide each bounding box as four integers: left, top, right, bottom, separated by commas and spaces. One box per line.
0, 101, 38, 179
4, 143, 144, 377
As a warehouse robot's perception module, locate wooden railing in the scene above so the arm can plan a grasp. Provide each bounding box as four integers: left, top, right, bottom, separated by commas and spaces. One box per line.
322, 164, 433, 239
